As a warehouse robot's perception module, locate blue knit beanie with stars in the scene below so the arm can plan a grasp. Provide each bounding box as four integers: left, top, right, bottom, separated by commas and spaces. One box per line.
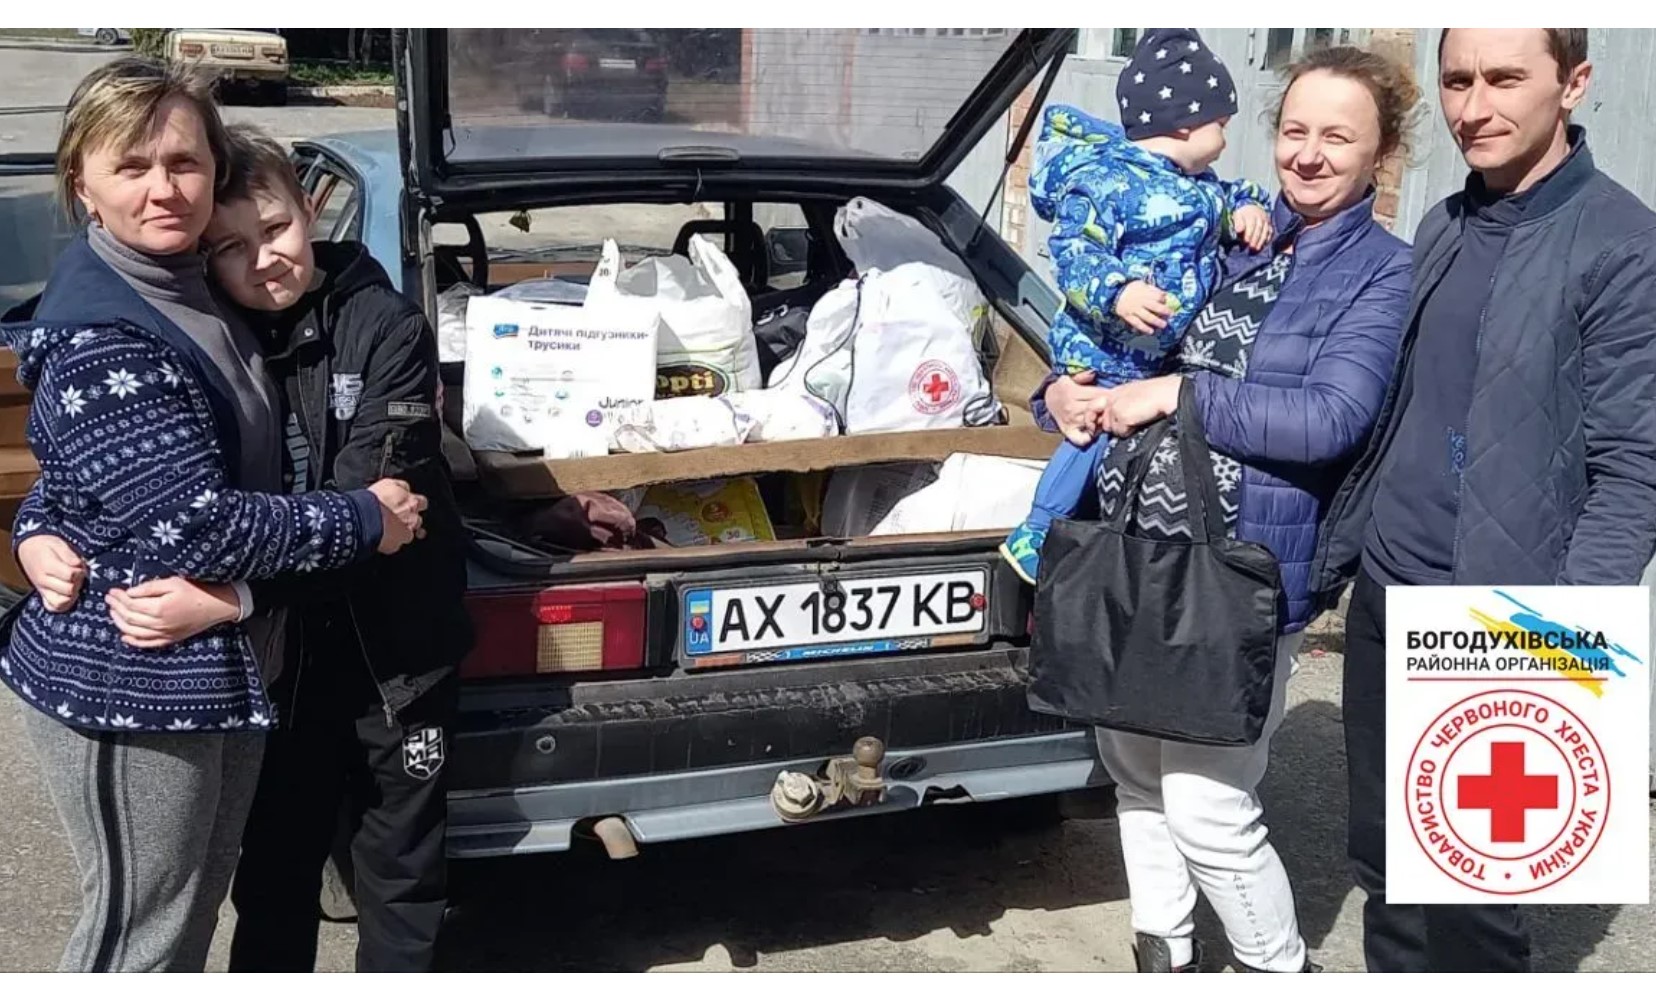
1116, 28, 1238, 140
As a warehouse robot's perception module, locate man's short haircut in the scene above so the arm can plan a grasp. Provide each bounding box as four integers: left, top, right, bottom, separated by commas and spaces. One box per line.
1438, 29, 1589, 83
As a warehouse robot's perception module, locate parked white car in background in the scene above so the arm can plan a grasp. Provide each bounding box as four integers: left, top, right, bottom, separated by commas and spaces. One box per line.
76, 28, 130, 46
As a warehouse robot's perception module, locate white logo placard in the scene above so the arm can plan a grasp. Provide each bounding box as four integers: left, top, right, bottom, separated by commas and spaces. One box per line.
1386, 586, 1649, 904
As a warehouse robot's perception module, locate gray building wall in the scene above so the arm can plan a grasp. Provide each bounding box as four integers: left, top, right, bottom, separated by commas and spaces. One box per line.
743, 28, 1015, 230
1013, 28, 1293, 275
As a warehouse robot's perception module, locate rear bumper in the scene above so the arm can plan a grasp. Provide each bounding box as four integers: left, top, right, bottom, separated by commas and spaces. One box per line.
445, 645, 1104, 857
211, 65, 288, 82
447, 730, 1103, 858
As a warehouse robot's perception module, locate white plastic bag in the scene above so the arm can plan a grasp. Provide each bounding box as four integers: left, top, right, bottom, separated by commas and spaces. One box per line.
608, 390, 839, 454
609, 396, 756, 454
437, 282, 484, 364
765, 277, 858, 400
492, 277, 590, 305
585, 236, 760, 399
768, 264, 997, 434
922, 454, 1046, 532
834, 197, 975, 283
843, 264, 999, 434
822, 454, 1046, 538
728, 390, 838, 443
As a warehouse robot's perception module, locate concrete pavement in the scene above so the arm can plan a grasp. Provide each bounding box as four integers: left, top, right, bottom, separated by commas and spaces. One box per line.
3, 653, 1651, 973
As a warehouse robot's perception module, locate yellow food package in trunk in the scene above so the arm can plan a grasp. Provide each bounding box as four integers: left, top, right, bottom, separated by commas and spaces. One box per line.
637, 478, 776, 546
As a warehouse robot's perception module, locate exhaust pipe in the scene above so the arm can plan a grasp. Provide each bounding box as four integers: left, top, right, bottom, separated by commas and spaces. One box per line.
590, 816, 639, 860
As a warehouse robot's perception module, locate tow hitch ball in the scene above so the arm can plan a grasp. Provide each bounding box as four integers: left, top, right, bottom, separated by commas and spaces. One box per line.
771, 736, 887, 822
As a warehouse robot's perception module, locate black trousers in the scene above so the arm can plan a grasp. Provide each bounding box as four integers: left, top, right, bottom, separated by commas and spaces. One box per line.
228, 632, 456, 973
1343, 569, 1532, 972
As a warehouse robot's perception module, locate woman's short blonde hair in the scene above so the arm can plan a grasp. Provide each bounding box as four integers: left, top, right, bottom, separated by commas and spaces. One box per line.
55, 55, 229, 220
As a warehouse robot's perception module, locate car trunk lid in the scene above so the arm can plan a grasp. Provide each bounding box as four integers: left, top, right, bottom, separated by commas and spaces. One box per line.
392, 28, 1075, 206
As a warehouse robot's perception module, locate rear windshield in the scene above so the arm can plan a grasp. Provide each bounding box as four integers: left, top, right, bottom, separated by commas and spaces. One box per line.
442, 28, 1016, 165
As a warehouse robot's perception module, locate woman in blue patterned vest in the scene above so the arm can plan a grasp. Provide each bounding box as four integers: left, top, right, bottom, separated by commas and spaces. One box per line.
0, 57, 425, 972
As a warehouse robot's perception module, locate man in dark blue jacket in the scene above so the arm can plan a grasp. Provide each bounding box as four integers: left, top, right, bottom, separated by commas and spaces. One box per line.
1323, 29, 1656, 972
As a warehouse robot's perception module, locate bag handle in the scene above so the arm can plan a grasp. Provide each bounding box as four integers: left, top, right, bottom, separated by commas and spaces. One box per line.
687, 234, 750, 311
1173, 377, 1228, 543
589, 239, 623, 294
1102, 416, 1176, 530
800, 274, 869, 432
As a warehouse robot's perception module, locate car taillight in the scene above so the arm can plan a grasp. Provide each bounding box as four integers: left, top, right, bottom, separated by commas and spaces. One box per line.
261, 47, 285, 62
462, 584, 647, 679
179, 42, 205, 57
562, 53, 592, 73
643, 57, 667, 73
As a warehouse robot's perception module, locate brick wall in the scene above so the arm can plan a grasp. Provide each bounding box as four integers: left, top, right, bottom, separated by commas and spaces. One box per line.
1000, 82, 1039, 253
1365, 28, 1419, 230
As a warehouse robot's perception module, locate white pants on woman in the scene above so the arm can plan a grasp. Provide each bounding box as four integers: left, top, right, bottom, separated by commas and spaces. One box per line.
1094, 631, 1307, 972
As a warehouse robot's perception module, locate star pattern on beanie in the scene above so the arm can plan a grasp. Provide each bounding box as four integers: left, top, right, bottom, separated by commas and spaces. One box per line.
1115, 28, 1239, 141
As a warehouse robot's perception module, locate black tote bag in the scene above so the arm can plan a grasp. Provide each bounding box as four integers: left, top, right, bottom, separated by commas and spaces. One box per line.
1026, 378, 1282, 747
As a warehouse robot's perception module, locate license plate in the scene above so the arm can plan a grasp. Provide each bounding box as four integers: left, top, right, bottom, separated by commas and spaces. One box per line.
681, 569, 989, 667
211, 43, 253, 58
599, 58, 637, 71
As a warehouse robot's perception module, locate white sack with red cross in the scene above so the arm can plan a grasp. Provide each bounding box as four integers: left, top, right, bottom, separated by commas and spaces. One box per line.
769, 262, 998, 435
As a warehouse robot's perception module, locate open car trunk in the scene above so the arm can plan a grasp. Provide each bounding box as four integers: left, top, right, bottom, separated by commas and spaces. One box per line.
394, 29, 1072, 673
440, 249, 1059, 574
394, 29, 1073, 573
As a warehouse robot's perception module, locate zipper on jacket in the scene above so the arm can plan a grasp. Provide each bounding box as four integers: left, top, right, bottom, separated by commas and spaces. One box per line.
347, 596, 399, 728
357, 432, 403, 726
1311, 232, 1460, 590
379, 431, 397, 480
1446, 265, 1503, 583
293, 362, 322, 477
288, 346, 397, 725
1230, 251, 1296, 543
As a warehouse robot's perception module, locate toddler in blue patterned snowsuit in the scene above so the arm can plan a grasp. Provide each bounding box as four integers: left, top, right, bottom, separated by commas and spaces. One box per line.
1001, 28, 1273, 584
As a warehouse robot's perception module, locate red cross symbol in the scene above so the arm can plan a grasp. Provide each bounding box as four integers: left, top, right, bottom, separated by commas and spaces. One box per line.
1456, 741, 1559, 843
921, 372, 951, 404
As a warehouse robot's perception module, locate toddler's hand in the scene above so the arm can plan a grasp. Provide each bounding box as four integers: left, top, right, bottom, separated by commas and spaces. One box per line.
1233, 204, 1274, 252
1114, 280, 1176, 335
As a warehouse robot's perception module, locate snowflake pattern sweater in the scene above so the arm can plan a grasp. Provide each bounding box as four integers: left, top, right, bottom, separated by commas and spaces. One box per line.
0, 233, 383, 733
1031, 104, 1269, 384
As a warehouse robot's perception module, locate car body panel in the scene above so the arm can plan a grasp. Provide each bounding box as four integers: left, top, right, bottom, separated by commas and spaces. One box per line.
166, 28, 288, 82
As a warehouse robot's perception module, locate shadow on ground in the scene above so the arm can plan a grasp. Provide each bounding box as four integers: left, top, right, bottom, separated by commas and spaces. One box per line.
435, 795, 1131, 971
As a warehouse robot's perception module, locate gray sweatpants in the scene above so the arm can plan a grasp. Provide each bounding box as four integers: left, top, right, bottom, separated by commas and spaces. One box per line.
22, 706, 265, 972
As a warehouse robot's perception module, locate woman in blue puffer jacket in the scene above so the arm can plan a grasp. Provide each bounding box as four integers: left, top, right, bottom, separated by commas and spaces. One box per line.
1033, 47, 1418, 973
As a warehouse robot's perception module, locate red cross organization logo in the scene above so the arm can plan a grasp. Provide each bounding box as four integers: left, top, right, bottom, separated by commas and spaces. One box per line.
909, 360, 960, 414
1404, 689, 1609, 895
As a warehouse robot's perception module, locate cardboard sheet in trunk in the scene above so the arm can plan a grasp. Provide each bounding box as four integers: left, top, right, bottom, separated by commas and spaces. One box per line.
474, 424, 1057, 499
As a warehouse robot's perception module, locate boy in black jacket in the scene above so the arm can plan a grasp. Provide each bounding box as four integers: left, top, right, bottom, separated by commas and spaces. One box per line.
101, 124, 473, 972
